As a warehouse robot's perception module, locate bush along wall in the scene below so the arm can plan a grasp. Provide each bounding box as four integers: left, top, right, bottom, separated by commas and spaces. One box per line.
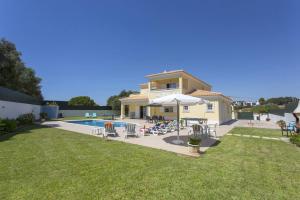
0, 113, 35, 135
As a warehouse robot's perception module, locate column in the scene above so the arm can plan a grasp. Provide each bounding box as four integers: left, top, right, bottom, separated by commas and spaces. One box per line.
121, 103, 124, 119
179, 77, 183, 93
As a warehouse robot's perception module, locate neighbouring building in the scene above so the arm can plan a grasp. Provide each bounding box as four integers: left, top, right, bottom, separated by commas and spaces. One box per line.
120, 70, 233, 124
233, 100, 259, 107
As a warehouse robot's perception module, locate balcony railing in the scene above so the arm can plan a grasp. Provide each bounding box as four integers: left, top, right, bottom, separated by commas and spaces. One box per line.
150, 87, 179, 91
149, 88, 181, 98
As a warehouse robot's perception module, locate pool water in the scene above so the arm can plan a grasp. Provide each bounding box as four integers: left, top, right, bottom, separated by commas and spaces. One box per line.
67, 120, 126, 127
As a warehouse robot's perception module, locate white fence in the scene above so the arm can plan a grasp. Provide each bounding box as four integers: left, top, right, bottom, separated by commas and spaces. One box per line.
59, 110, 120, 117
0, 100, 119, 120
254, 113, 296, 122
0, 100, 41, 120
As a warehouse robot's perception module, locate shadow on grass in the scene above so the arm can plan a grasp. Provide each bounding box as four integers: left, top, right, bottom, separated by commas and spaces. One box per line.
0, 124, 54, 142
163, 135, 221, 148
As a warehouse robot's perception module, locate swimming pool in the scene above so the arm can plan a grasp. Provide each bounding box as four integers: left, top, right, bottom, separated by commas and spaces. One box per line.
67, 120, 126, 127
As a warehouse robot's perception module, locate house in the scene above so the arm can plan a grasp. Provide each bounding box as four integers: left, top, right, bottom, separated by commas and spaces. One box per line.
120, 70, 233, 124
233, 100, 259, 107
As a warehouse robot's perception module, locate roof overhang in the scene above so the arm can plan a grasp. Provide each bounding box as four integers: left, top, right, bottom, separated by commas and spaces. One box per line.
145, 70, 211, 88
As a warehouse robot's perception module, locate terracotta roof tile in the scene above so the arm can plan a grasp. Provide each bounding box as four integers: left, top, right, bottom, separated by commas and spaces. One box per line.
189, 90, 232, 101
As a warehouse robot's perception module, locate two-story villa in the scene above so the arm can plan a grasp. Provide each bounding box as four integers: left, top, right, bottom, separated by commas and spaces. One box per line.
120, 70, 232, 124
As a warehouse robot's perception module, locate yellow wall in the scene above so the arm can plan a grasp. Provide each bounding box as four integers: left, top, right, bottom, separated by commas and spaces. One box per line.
123, 98, 232, 124
180, 100, 220, 122
218, 99, 232, 124
182, 76, 211, 94
150, 78, 179, 90
179, 99, 232, 124
150, 107, 176, 119
140, 88, 148, 95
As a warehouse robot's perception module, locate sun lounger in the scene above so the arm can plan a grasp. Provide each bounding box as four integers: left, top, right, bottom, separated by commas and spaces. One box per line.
104, 122, 117, 137
92, 113, 97, 118
124, 123, 138, 138
85, 113, 91, 118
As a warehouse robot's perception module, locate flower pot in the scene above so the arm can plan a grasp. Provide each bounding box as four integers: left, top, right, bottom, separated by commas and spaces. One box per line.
188, 142, 200, 153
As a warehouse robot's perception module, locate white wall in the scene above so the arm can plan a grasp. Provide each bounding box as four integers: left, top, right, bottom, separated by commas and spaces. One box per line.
285, 113, 296, 122
59, 110, 119, 117
254, 113, 296, 123
0, 100, 41, 120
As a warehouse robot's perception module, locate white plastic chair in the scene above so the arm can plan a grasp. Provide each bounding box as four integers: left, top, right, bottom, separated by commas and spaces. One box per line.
207, 124, 217, 137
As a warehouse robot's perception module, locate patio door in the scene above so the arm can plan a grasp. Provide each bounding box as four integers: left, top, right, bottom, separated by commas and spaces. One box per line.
124, 105, 129, 117
140, 106, 146, 119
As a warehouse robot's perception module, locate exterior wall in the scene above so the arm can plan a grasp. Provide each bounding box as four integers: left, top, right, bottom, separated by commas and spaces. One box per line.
253, 113, 296, 123
218, 99, 233, 124
148, 88, 181, 99
285, 113, 295, 122
0, 100, 41, 120
150, 107, 177, 120
182, 76, 211, 94
150, 78, 179, 90
180, 100, 220, 124
140, 88, 149, 95
41, 105, 59, 119
59, 110, 119, 117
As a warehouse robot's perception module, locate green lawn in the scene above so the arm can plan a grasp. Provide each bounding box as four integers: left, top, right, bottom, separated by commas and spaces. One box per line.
230, 127, 283, 138
0, 126, 299, 199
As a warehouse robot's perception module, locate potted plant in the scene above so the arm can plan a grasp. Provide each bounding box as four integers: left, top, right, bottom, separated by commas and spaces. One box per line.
187, 135, 201, 153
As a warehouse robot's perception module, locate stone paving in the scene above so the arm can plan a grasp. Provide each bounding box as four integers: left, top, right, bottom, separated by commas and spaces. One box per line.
42, 119, 238, 157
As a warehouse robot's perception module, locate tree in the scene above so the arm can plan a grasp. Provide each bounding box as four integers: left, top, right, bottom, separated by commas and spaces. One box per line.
68, 96, 97, 106
251, 104, 279, 120
107, 90, 138, 110
0, 38, 43, 100
266, 97, 298, 105
258, 97, 266, 105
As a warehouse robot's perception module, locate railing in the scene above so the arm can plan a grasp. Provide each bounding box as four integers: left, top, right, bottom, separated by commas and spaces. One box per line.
149, 88, 181, 98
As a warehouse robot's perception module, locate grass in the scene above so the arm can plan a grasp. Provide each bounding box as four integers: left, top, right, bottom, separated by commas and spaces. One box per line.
0, 126, 299, 199
230, 127, 283, 138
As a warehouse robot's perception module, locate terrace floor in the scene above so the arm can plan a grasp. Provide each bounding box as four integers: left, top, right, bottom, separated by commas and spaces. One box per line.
42, 119, 238, 157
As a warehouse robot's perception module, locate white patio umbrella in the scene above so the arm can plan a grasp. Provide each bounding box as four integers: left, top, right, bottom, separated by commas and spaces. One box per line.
150, 94, 208, 144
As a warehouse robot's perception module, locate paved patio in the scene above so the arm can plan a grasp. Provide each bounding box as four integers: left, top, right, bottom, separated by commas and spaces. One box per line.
42, 119, 238, 157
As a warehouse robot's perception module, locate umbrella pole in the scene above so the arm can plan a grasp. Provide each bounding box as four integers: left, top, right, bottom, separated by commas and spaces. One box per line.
172, 100, 183, 145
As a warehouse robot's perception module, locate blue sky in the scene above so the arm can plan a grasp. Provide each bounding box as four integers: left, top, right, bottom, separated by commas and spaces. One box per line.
1, 0, 299, 105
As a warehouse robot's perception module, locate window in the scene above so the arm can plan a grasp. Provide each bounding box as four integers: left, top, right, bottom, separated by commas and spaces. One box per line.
183, 105, 189, 112
164, 107, 174, 113
207, 103, 213, 112
166, 83, 177, 89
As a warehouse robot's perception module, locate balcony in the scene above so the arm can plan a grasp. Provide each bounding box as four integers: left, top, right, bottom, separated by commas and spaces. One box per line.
149, 88, 181, 98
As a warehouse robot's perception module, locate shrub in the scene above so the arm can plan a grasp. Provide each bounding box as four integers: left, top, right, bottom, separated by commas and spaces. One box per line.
40, 112, 48, 120
188, 136, 201, 145
1, 119, 17, 133
17, 113, 35, 125
290, 135, 300, 147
